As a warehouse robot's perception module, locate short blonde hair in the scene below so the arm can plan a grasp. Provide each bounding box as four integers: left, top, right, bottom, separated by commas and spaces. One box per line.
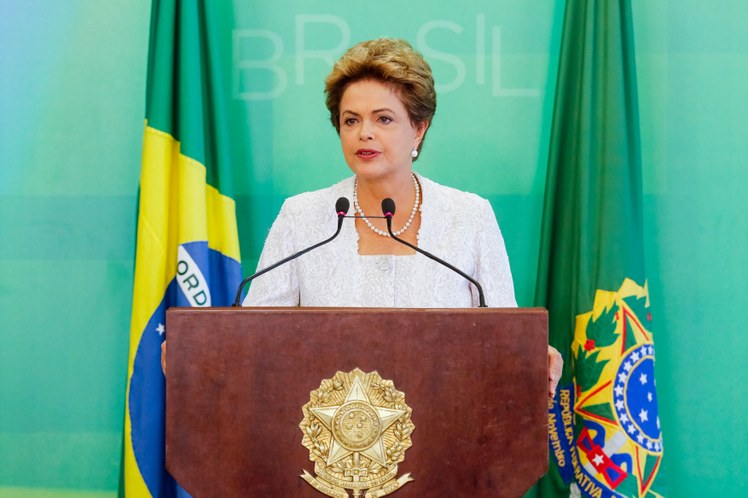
325, 38, 436, 159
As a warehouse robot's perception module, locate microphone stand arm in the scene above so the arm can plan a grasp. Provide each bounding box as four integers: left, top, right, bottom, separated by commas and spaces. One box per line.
385, 216, 487, 308
232, 215, 345, 307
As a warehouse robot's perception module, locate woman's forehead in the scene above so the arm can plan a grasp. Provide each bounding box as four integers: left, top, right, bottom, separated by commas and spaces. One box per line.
340, 79, 406, 112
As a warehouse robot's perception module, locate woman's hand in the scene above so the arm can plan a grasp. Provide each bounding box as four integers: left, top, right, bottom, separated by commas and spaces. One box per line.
161, 341, 167, 376
548, 345, 563, 398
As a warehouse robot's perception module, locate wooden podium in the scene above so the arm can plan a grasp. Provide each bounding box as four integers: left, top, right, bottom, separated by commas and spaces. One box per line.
165, 307, 548, 497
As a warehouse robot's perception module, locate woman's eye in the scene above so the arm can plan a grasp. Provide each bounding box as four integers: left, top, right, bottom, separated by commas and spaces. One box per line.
379, 116, 392, 124
343, 117, 357, 126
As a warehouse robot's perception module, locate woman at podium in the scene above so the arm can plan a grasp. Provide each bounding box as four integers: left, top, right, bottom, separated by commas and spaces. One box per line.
244, 38, 515, 309
239, 38, 562, 395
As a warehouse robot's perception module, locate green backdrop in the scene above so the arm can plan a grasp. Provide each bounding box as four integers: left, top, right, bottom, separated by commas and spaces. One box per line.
0, 1, 746, 496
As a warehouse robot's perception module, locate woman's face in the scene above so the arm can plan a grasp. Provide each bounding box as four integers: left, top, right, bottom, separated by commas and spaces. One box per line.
338, 79, 426, 183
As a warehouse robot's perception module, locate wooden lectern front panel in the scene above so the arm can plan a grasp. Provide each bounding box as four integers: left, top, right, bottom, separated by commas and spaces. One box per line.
166, 307, 548, 497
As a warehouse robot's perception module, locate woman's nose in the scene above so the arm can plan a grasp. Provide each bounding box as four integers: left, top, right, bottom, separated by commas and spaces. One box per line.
359, 120, 374, 141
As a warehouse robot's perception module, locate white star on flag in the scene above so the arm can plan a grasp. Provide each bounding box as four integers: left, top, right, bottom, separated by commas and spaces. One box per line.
623, 362, 632, 372
156, 323, 165, 336
616, 399, 625, 410
631, 351, 640, 361
639, 373, 648, 385
614, 385, 624, 397
618, 372, 627, 383
639, 409, 648, 422
592, 454, 605, 466
646, 440, 653, 450
648, 392, 653, 402
637, 433, 645, 444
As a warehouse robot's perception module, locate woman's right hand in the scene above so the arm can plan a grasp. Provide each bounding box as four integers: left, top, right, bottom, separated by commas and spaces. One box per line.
161, 341, 167, 376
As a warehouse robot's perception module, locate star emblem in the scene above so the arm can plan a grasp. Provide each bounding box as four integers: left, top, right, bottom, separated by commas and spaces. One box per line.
639, 409, 649, 423
156, 323, 165, 336
639, 373, 648, 385
311, 377, 405, 466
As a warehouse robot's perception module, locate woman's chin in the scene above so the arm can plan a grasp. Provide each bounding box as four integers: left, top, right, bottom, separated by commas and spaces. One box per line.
349, 163, 386, 181
348, 162, 411, 184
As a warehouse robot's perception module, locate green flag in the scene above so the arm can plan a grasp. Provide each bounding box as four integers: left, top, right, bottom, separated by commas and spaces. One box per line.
528, 1, 665, 497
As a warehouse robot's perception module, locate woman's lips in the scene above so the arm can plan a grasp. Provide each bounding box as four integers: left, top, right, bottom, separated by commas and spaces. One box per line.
356, 149, 380, 159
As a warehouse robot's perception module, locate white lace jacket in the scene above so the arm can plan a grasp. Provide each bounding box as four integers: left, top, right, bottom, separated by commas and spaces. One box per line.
243, 174, 517, 308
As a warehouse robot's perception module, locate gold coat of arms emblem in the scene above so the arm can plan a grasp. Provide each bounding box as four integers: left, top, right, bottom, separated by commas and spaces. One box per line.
300, 369, 415, 498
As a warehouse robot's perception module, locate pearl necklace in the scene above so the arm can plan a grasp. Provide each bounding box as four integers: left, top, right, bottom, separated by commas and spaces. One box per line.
353, 173, 420, 237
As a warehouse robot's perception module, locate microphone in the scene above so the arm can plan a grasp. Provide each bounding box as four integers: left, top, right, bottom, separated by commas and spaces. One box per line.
381, 198, 487, 307
232, 197, 350, 306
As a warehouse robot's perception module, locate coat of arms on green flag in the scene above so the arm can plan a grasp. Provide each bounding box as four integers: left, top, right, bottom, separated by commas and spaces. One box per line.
527, 1, 666, 497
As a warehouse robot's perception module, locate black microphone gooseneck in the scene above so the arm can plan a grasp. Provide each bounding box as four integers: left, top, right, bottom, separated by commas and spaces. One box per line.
232, 197, 350, 306
381, 198, 487, 307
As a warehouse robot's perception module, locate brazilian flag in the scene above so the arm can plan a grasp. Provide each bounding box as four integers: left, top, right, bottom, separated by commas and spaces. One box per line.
528, 1, 666, 497
122, 1, 242, 496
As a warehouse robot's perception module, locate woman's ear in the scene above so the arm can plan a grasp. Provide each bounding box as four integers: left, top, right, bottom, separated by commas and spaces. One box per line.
415, 120, 430, 144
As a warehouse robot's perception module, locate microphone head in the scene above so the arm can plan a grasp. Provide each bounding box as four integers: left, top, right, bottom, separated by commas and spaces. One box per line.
381, 198, 396, 218
335, 197, 350, 216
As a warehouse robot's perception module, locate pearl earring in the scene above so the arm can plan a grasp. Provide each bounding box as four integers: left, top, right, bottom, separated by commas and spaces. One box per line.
411, 147, 419, 159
